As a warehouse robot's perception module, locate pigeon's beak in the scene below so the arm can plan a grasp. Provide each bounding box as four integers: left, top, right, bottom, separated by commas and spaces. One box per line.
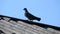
23, 8, 24, 10
23, 9, 24, 10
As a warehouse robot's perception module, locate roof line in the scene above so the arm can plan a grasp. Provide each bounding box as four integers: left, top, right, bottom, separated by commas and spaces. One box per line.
0, 15, 60, 31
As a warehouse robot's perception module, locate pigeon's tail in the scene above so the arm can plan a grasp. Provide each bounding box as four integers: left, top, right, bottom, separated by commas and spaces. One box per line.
36, 18, 41, 21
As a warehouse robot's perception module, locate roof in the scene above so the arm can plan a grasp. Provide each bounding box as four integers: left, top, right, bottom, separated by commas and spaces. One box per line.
0, 15, 60, 31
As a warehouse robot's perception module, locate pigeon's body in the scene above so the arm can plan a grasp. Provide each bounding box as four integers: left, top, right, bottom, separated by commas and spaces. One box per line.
23, 8, 41, 21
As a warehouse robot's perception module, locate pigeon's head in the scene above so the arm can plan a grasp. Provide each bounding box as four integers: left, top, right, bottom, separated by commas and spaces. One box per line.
23, 8, 27, 10
23, 8, 28, 12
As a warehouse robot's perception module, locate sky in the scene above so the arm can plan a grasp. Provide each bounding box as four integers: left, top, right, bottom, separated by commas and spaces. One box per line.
0, 0, 60, 27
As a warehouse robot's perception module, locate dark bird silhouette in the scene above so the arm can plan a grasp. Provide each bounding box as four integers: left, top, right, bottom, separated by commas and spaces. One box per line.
23, 8, 41, 21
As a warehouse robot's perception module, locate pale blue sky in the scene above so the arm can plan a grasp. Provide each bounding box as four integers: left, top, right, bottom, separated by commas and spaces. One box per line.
0, 0, 60, 27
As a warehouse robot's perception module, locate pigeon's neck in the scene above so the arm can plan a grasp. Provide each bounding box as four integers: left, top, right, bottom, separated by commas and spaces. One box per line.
25, 9, 28, 13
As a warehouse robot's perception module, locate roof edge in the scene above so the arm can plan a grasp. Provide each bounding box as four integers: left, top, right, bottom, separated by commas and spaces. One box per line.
0, 15, 60, 31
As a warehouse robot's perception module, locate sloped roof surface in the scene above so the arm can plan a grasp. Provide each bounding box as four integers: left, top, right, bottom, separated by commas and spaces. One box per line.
0, 15, 60, 31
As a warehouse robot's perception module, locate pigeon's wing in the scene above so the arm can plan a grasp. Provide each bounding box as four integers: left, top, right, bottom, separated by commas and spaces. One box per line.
25, 12, 37, 19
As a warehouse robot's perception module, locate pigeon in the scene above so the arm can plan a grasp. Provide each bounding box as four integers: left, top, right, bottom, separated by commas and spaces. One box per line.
23, 8, 41, 21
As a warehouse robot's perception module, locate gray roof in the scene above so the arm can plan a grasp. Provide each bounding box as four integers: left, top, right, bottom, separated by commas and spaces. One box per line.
0, 15, 60, 31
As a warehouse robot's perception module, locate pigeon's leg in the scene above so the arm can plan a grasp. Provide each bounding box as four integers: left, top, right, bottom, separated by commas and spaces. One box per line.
30, 20, 33, 22
27, 19, 33, 22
